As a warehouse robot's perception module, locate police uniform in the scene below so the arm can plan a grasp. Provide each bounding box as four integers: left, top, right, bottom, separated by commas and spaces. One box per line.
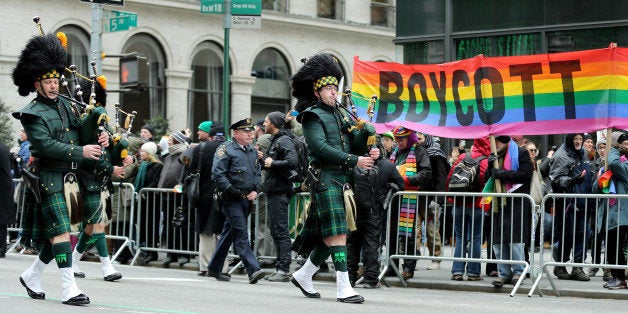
206, 118, 265, 283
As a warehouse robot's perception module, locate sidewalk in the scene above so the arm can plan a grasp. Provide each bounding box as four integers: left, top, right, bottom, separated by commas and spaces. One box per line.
129, 246, 627, 300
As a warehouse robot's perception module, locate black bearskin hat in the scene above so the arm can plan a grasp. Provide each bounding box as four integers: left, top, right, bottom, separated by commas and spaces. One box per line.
12, 33, 67, 96
291, 53, 342, 113
79, 76, 107, 107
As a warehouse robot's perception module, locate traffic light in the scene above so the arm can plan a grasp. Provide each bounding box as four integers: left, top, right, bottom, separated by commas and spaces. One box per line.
119, 55, 148, 89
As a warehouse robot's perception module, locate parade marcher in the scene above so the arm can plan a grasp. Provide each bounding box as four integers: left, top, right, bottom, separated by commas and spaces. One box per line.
206, 118, 266, 284
389, 126, 432, 279
12, 33, 111, 305
192, 121, 226, 276
290, 53, 379, 303
262, 111, 298, 282
486, 135, 533, 288
0, 141, 16, 258
550, 133, 593, 281
71, 76, 126, 282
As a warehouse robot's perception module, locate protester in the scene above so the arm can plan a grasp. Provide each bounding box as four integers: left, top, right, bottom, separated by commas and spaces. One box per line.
487, 135, 533, 287
389, 126, 432, 279
290, 53, 378, 303
260, 112, 298, 282
549, 133, 593, 281
192, 121, 226, 276
134, 142, 163, 264
206, 118, 265, 284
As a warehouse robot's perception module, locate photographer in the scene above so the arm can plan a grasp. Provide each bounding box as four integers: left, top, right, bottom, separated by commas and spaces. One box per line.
262, 111, 298, 282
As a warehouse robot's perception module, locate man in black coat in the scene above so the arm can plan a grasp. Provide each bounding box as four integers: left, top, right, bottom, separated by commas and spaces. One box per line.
192, 121, 226, 276
0, 141, 16, 258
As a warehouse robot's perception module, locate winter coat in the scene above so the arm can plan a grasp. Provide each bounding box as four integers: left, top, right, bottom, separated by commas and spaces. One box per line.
190, 139, 225, 235
0, 142, 16, 225
263, 130, 298, 194
447, 137, 492, 207
593, 147, 628, 232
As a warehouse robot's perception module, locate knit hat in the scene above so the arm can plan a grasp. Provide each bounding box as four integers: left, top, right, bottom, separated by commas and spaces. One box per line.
141, 124, 156, 137
12, 33, 67, 97
291, 53, 343, 114
618, 133, 628, 145
392, 126, 413, 139
266, 111, 286, 129
171, 131, 188, 144
255, 118, 265, 131
198, 121, 212, 133
381, 131, 394, 140
596, 139, 606, 149
209, 121, 225, 136
141, 141, 157, 156
496, 136, 511, 144
611, 131, 624, 147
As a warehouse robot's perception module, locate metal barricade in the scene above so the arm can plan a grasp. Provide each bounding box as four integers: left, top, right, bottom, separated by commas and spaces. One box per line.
529, 193, 628, 297
381, 191, 536, 296
7, 178, 26, 253
108, 182, 137, 262
131, 187, 198, 265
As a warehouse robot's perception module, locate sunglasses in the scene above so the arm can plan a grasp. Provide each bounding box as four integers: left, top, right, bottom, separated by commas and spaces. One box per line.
528, 148, 538, 152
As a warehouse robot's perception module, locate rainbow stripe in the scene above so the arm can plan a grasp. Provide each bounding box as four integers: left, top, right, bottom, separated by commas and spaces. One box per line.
352, 47, 628, 138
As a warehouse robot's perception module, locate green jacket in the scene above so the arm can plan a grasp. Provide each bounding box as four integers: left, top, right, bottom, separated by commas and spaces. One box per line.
13, 95, 112, 195
298, 101, 375, 188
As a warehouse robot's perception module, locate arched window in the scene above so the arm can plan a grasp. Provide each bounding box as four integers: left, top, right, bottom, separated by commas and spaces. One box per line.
251, 48, 290, 119
189, 41, 224, 131
56, 25, 90, 73
120, 33, 167, 131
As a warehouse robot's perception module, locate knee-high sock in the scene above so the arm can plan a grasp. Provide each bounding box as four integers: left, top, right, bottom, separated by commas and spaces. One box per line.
52, 242, 73, 268
309, 244, 330, 267
91, 233, 109, 258
39, 241, 54, 264
75, 232, 93, 254
330, 245, 347, 272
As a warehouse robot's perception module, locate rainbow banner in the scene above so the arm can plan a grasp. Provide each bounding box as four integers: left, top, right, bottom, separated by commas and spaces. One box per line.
351, 47, 628, 138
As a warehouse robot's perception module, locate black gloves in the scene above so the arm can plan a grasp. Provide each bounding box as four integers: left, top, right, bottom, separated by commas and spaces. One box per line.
491, 168, 505, 179
487, 153, 498, 164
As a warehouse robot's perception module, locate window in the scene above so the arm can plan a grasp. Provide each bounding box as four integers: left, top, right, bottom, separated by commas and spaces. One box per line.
189, 42, 224, 132
455, 33, 541, 60
547, 27, 628, 53
120, 34, 167, 130
263, 0, 288, 13
318, 0, 344, 20
371, 0, 395, 27
403, 41, 444, 64
251, 48, 290, 120
56, 25, 90, 74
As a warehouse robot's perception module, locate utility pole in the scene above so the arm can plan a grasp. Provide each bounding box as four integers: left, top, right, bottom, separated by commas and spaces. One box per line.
222, 0, 232, 136
90, 3, 104, 75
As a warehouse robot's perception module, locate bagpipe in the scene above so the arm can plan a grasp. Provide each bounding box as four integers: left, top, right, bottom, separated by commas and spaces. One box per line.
335, 89, 378, 155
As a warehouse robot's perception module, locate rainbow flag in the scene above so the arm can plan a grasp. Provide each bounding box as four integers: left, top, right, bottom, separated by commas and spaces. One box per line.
352, 46, 628, 138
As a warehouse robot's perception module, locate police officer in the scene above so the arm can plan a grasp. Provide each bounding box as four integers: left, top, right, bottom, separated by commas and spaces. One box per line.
206, 118, 266, 284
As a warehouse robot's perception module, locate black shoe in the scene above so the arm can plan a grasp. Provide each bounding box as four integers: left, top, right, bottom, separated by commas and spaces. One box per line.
104, 272, 122, 282
62, 293, 90, 306
337, 294, 365, 303
19, 277, 45, 300
161, 257, 176, 268
290, 276, 321, 298
142, 252, 157, 264
207, 270, 231, 282
249, 270, 266, 284
259, 259, 277, 268
73, 271, 86, 278
198, 271, 208, 277
178, 256, 190, 267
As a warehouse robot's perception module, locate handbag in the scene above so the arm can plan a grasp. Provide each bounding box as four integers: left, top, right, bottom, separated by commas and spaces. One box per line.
172, 206, 187, 228
530, 168, 545, 205
185, 142, 205, 207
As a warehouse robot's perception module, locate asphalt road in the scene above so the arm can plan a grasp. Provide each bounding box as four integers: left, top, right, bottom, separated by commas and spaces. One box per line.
1, 254, 625, 313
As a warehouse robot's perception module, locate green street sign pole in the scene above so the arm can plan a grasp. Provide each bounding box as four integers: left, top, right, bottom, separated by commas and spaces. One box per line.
222, 0, 231, 137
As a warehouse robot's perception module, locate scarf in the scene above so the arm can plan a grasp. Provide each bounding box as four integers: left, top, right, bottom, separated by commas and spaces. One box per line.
134, 161, 149, 191
496, 139, 520, 192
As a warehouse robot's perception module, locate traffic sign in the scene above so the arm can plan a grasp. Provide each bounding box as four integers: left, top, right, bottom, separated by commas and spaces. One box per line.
80, 0, 124, 6
103, 10, 137, 33
201, 0, 262, 15
231, 15, 261, 29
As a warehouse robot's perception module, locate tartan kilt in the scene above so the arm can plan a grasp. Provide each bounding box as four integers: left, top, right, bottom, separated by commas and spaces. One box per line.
82, 191, 103, 224
306, 171, 351, 238
21, 192, 71, 247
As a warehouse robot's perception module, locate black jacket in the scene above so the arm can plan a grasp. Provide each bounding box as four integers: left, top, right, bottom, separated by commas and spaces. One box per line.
263, 130, 298, 194
373, 157, 405, 211
0, 142, 15, 225
191, 139, 225, 235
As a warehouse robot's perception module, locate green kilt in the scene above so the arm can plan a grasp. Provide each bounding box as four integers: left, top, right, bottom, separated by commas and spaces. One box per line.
20, 192, 72, 247
82, 191, 103, 224
306, 170, 351, 238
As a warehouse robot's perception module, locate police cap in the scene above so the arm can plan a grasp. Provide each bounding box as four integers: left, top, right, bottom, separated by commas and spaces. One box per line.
230, 118, 254, 131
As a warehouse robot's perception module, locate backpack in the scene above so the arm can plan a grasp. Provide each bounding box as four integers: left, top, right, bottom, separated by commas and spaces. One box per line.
448, 155, 487, 192
289, 135, 309, 183
352, 165, 379, 210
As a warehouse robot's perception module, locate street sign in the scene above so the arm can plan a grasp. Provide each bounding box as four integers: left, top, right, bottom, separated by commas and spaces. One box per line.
80, 0, 124, 6
231, 15, 261, 29
103, 10, 137, 33
201, 0, 262, 15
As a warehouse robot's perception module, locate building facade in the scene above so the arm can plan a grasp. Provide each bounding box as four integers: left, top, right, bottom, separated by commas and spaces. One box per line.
1, 0, 396, 136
